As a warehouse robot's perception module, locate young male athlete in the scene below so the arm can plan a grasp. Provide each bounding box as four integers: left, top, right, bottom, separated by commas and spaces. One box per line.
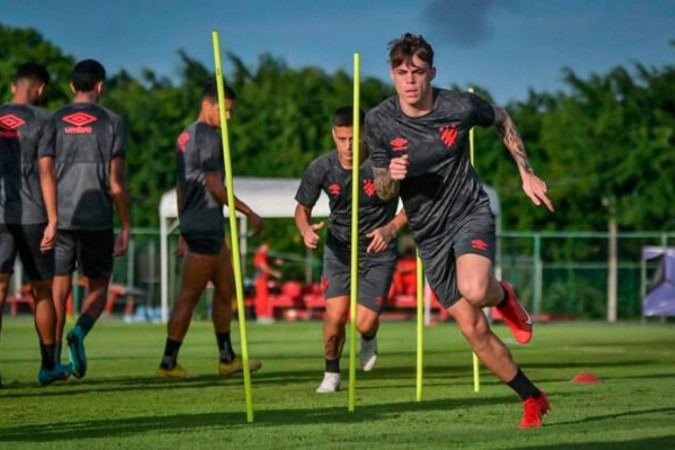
295, 105, 407, 393
0, 63, 70, 385
366, 34, 554, 427
43, 59, 131, 379
156, 82, 263, 379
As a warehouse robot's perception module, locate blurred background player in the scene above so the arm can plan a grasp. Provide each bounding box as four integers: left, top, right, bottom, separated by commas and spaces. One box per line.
295, 105, 407, 393
367, 33, 554, 428
0, 62, 70, 385
42, 59, 131, 380
156, 82, 263, 379
253, 241, 282, 323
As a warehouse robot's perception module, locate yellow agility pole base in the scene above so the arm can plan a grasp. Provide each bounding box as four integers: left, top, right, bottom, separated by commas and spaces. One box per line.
212, 30, 255, 422
469, 86, 480, 393
416, 251, 424, 401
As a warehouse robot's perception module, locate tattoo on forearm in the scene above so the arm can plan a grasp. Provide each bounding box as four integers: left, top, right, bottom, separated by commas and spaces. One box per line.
495, 108, 533, 174
373, 166, 400, 201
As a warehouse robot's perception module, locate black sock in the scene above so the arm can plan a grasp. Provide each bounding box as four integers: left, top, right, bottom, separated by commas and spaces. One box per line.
325, 358, 340, 373
497, 285, 509, 309
160, 338, 182, 369
55, 342, 62, 364
76, 314, 96, 336
39, 342, 56, 371
216, 332, 236, 363
361, 333, 376, 341
507, 367, 541, 400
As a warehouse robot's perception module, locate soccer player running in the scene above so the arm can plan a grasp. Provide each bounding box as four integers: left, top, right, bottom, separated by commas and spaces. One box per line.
0, 63, 70, 385
366, 34, 554, 428
43, 59, 131, 380
156, 82, 263, 379
295, 106, 407, 393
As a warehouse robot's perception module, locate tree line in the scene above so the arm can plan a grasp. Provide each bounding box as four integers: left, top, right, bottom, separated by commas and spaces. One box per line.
2, 24, 673, 256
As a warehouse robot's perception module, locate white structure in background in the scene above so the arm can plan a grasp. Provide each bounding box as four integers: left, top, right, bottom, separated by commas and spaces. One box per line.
158, 177, 500, 323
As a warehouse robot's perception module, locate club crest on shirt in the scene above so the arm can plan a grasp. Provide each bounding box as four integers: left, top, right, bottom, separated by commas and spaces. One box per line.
328, 184, 341, 196
363, 179, 376, 197
439, 125, 458, 147
0, 114, 24, 138
390, 137, 408, 152
177, 131, 190, 153
62, 112, 97, 134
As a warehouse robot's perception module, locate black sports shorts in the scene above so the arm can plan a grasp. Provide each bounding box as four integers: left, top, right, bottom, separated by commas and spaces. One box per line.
55, 229, 114, 278
0, 223, 54, 281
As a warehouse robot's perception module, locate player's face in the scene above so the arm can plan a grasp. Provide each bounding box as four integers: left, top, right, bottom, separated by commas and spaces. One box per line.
390, 55, 436, 109
207, 98, 235, 126
332, 126, 365, 167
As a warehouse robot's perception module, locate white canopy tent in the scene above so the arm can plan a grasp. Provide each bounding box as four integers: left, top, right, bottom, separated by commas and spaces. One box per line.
158, 177, 500, 322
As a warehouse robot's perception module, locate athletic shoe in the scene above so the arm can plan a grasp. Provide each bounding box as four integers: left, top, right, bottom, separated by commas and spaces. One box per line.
38, 364, 72, 387
359, 336, 378, 372
519, 392, 551, 428
67, 327, 87, 379
497, 281, 533, 344
316, 372, 341, 393
218, 356, 262, 376
156, 364, 198, 379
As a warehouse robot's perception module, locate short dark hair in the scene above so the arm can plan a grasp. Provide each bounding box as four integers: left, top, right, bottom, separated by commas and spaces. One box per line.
202, 80, 236, 102
332, 105, 365, 127
14, 62, 50, 85
388, 33, 434, 68
72, 59, 106, 92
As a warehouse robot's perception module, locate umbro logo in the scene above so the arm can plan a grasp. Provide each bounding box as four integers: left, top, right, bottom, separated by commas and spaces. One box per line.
0, 114, 24, 138
0, 114, 25, 130
62, 112, 97, 126
328, 184, 341, 196
390, 137, 408, 152
62, 112, 97, 135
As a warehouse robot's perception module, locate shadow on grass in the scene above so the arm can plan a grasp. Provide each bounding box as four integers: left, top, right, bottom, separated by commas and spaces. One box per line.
513, 434, 675, 450
0, 395, 515, 442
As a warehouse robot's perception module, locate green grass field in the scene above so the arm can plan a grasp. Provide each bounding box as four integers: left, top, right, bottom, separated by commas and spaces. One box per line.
0, 318, 673, 449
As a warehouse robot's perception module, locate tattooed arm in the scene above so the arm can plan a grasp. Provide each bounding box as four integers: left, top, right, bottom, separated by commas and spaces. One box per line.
493, 106, 554, 212
373, 166, 400, 201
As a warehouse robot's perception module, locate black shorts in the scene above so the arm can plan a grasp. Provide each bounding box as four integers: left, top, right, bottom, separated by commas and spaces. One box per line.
182, 233, 223, 256
322, 240, 396, 313
0, 223, 54, 281
55, 229, 114, 278
418, 209, 495, 309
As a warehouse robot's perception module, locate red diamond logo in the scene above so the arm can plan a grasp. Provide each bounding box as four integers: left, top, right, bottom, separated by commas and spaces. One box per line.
0, 114, 26, 130
390, 137, 408, 152
62, 112, 97, 127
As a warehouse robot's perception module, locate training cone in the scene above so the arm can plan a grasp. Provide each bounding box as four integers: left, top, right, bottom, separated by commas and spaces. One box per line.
570, 372, 601, 384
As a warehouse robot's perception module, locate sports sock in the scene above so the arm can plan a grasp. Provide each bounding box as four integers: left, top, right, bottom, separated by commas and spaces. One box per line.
507, 367, 541, 400
75, 314, 96, 336
55, 342, 62, 364
160, 338, 182, 370
361, 333, 376, 341
216, 332, 236, 363
325, 358, 340, 374
39, 342, 56, 371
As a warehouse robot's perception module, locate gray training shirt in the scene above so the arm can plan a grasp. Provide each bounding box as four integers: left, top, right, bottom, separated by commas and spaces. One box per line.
295, 150, 398, 251
0, 103, 51, 224
175, 121, 225, 237
41, 102, 126, 230
366, 89, 495, 245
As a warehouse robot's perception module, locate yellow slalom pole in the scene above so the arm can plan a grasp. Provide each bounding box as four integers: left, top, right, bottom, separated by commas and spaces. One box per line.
348, 52, 361, 413
212, 30, 254, 423
469, 86, 480, 393
416, 250, 424, 401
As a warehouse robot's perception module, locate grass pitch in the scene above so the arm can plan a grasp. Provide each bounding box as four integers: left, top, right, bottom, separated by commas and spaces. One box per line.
0, 318, 673, 449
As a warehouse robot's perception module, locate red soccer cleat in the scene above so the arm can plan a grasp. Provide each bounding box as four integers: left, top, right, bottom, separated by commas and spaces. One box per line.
497, 281, 533, 344
519, 392, 551, 428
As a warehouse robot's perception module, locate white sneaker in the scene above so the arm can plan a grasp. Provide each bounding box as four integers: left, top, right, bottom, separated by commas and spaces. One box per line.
316, 372, 341, 393
359, 336, 378, 372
